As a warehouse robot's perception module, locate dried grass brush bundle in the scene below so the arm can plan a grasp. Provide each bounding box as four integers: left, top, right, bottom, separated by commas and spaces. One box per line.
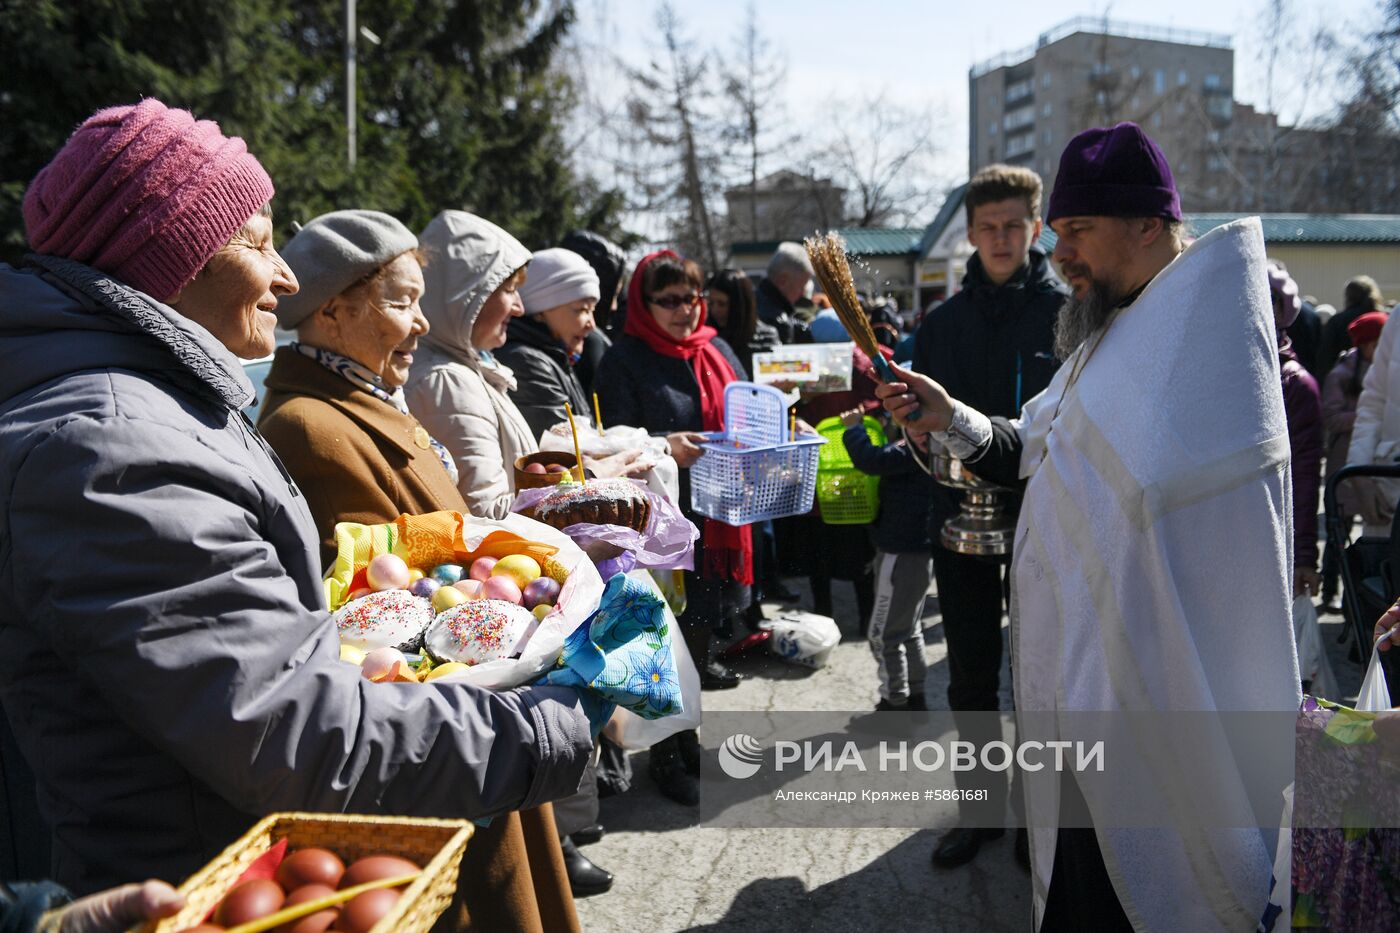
804, 232, 898, 385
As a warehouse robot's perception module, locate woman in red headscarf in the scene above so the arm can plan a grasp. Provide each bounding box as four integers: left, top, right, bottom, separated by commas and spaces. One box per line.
594, 251, 752, 805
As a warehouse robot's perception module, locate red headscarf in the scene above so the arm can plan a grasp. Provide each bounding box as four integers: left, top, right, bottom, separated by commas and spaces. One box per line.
625, 250, 753, 585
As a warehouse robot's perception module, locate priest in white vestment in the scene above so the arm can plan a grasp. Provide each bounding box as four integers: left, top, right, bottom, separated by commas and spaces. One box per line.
880, 123, 1301, 932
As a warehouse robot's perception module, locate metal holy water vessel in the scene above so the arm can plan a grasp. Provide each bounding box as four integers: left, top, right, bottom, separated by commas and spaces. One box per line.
930, 453, 1016, 557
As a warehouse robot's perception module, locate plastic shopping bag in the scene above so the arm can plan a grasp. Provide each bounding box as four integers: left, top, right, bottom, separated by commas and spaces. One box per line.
767, 611, 841, 669
1358, 641, 1393, 713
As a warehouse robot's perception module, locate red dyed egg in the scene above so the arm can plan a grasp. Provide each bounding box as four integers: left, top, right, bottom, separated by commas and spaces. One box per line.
332, 888, 401, 933
276, 848, 345, 890
215, 878, 285, 927
274, 883, 340, 933
337, 855, 419, 889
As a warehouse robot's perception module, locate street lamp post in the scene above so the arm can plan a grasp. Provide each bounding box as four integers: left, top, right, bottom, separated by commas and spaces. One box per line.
346, 0, 356, 171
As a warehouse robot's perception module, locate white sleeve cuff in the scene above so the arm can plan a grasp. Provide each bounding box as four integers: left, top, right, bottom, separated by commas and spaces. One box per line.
930, 401, 992, 461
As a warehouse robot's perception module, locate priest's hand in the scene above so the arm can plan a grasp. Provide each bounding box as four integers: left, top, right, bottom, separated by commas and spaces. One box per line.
875, 363, 955, 433
1374, 600, 1400, 652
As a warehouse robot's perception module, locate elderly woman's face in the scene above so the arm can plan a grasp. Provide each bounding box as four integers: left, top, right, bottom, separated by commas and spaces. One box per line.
473, 268, 525, 351
647, 282, 703, 341
171, 213, 298, 359
538, 299, 597, 357
330, 253, 428, 389
341, 252, 428, 386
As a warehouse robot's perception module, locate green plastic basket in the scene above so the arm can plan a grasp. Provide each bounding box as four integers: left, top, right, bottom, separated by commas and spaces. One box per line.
815, 415, 884, 525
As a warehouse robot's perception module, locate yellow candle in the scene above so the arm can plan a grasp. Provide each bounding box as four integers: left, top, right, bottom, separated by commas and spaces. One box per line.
592, 392, 604, 432
564, 402, 584, 480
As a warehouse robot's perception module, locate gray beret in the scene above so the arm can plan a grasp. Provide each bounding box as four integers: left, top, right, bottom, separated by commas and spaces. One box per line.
274, 209, 418, 328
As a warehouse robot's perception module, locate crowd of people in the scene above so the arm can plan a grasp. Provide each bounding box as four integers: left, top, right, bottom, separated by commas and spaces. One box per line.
0, 96, 1397, 933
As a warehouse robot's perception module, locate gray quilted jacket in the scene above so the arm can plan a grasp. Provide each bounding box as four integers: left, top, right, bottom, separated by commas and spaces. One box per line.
0, 255, 592, 894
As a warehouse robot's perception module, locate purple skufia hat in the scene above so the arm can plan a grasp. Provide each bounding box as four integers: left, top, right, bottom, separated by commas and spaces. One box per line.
1046, 122, 1182, 225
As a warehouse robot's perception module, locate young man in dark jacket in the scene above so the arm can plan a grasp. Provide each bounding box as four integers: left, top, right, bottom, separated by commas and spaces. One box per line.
913, 164, 1066, 869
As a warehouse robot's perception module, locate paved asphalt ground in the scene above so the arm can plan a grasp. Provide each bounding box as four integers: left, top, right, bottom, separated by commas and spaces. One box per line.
574, 573, 1365, 933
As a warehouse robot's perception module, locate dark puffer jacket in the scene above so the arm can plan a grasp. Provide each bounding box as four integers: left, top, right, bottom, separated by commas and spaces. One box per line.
912, 248, 1066, 530
842, 423, 934, 554
496, 314, 592, 440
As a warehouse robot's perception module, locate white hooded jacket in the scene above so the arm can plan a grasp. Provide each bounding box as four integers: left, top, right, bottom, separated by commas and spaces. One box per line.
406, 210, 538, 518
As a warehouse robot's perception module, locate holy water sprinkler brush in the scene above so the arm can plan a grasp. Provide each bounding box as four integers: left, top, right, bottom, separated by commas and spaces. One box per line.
804, 232, 919, 418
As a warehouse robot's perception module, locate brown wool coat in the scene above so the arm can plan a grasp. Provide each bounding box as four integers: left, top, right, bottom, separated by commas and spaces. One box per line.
257, 347, 470, 568
255, 345, 580, 933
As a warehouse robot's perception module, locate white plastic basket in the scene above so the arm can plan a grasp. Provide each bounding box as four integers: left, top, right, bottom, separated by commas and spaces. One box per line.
690, 382, 826, 524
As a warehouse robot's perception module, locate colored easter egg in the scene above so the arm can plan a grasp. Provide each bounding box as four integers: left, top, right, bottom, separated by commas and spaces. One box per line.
492, 554, 541, 587
532, 604, 552, 621
430, 563, 464, 585
366, 554, 411, 591
521, 576, 561, 610
452, 579, 484, 599
276, 849, 344, 890
215, 878, 284, 927
432, 585, 467, 613
409, 577, 441, 599
524, 462, 548, 474
468, 556, 498, 582
407, 567, 425, 583
480, 575, 522, 605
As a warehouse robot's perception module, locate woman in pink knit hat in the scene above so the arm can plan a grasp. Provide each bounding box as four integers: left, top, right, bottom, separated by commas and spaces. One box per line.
0, 99, 595, 929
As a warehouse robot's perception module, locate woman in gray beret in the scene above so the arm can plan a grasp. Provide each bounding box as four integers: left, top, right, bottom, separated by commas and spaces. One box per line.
256, 209, 582, 933
496, 247, 601, 439
256, 209, 463, 566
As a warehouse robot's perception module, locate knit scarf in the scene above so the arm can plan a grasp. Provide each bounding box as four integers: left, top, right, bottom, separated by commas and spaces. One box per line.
292, 342, 459, 485
624, 251, 752, 584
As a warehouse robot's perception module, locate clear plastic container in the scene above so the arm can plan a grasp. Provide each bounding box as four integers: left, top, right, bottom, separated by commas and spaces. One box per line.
751, 343, 854, 393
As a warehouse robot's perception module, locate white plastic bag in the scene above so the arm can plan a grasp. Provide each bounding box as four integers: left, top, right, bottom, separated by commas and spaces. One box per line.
1357, 642, 1393, 712
605, 569, 702, 750
767, 611, 841, 669
1292, 595, 1339, 700
539, 422, 680, 503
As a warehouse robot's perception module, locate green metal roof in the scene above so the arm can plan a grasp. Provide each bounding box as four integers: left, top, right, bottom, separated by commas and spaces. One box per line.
730, 226, 925, 258
1037, 213, 1400, 252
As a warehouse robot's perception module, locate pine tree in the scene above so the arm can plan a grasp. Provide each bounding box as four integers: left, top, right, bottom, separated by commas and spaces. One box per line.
0, 0, 624, 264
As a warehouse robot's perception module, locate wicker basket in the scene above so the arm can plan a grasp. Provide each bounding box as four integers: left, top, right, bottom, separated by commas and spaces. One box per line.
135, 812, 473, 933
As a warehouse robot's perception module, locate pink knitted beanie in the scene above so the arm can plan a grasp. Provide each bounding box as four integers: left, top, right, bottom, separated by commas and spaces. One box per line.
22, 99, 275, 301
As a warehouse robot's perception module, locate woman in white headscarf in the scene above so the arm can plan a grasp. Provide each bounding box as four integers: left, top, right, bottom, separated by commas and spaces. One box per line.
407, 210, 538, 519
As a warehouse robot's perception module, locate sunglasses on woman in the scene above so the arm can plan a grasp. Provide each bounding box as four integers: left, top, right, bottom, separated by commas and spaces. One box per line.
648, 292, 705, 312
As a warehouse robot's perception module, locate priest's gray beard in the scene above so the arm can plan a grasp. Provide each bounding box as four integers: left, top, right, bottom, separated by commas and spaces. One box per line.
1053, 277, 1117, 361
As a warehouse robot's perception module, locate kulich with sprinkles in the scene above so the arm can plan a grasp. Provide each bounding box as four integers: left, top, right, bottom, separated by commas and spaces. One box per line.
522, 477, 651, 532
424, 598, 536, 666
333, 589, 434, 652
